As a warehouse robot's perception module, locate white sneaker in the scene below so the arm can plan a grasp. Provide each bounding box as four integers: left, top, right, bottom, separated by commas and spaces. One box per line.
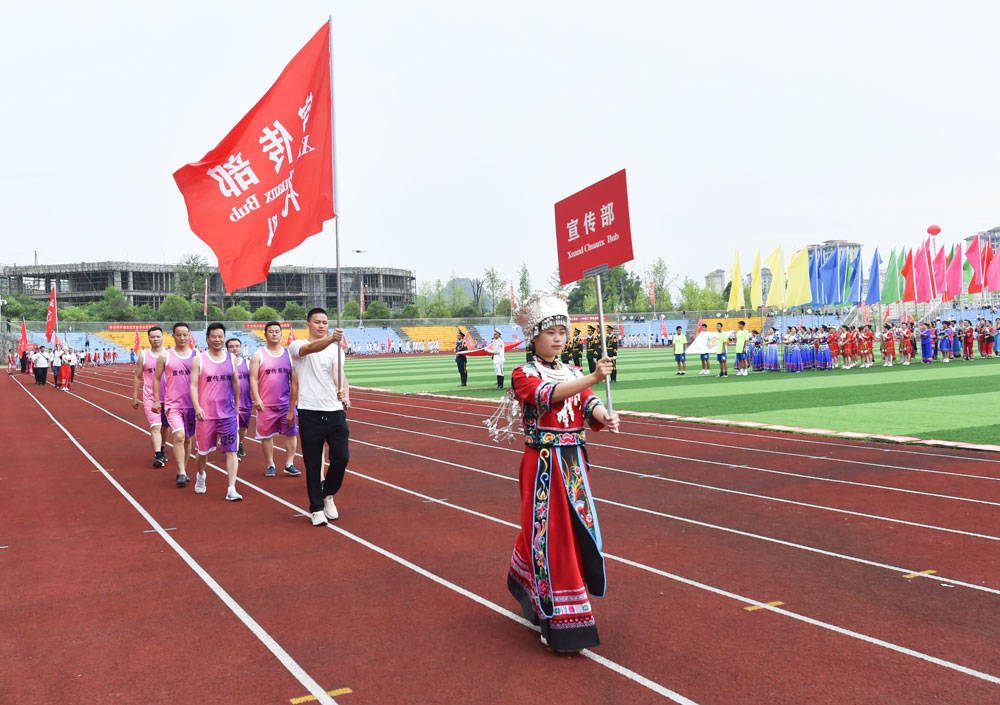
311, 510, 327, 526
323, 495, 339, 521
225, 486, 243, 501
194, 472, 207, 494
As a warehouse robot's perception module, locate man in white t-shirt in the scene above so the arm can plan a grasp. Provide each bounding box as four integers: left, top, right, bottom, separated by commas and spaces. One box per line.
32, 347, 51, 386
288, 307, 351, 527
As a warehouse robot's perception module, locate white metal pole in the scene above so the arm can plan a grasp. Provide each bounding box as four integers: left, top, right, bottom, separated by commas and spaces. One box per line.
329, 17, 344, 393
594, 274, 613, 413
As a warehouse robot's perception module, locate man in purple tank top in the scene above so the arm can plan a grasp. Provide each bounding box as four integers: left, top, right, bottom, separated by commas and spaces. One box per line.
226, 337, 253, 460
190, 322, 242, 501
250, 321, 301, 478
131, 325, 169, 468
153, 323, 197, 487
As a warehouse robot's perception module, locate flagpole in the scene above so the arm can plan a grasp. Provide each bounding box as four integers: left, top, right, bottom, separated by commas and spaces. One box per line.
594, 274, 613, 413
329, 16, 344, 393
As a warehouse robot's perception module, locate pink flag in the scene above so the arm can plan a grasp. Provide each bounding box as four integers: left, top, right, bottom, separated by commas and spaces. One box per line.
946, 243, 963, 298
932, 245, 946, 298
967, 236, 984, 294
660, 319, 668, 336
912, 240, 934, 303
987, 246, 1000, 292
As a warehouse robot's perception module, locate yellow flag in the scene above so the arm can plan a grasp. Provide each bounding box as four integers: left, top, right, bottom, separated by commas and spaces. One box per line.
749, 251, 762, 309
764, 245, 784, 308
727, 252, 745, 311
784, 247, 811, 307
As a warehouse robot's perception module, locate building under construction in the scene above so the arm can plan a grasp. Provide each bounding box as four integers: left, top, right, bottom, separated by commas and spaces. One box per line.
0, 261, 416, 312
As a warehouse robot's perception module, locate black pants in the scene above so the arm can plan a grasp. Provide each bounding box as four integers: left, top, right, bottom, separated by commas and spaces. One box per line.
35, 367, 48, 385
587, 354, 596, 373
298, 409, 350, 512
456, 356, 467, 386
70, 365, 76, 382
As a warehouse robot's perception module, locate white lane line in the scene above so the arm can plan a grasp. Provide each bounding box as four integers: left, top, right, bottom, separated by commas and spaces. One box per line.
349, 406, 1000, 505
59, 380, 694, 702
343, 416, 1000, 543
351, 396, 1000, 483
350, 387, 1000, 464
11, 376, 339, 705
72, 377, 1000, 578
64, 380, 1000, 688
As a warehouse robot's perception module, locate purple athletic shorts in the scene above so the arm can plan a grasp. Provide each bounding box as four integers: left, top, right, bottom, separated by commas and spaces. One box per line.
196, 415, 239, 455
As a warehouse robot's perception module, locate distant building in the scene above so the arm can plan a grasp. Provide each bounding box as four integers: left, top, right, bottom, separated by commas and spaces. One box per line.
965, 226, 1000, 252
808, 239, 862, 263
0, 261, 416, 312
705, 268, 726, 293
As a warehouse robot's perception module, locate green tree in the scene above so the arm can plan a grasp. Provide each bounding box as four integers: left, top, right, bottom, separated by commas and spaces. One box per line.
341, 300, 361, 319
176, 253, 209, 301
223, 305, 250, 321
281, 301, 306, 321
398, 303, 420, 319
517, 264, 531, 302
452, 303, 479, 318
425, 300, 451, 318
632, 293, 651, 313
252, 305, 280, 322
60, 306, 91, 321
133, 304, 156, 321
159, 294, 195, 321
678, 279, 725, 312
646, 257, 678, 311
494, 298, 512, 316
483, 267, 503, 314
363, 300, 391, 320
207, 304, 225, 320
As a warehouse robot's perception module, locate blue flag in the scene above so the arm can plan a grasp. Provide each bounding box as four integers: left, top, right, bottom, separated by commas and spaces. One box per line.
845, 250, 862, 304
809, 251, 821, 305
819, 249, 840, 306
864, 248, 882, 305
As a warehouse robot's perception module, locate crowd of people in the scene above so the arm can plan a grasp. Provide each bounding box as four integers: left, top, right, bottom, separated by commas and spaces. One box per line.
670, 317, 1000, 377
6, 345, 127, 389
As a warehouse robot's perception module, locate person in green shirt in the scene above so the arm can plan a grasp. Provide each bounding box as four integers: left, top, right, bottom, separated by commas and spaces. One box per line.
714, 322, 729, 377
734, 320, 749, 376
672, 325, 687, 375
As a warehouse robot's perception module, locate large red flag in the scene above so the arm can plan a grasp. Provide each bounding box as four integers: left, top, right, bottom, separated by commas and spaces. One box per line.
173, 22, 335, 292
617, 320, 625, 337
945, 243, 963, 299
967, 236, 984, 294
987, 246, 1000, 292
17, 319, 28, 356
133, 331, 141, 354
913, 240, 934, 303
660, 319, 668, 336
932, 245, 946, 298
900, 249, 916, 303
45, 286, 57, 342
983, 242, 995, 290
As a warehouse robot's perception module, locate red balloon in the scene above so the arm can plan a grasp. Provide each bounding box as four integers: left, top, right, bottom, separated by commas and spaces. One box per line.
927, 224, 941, 236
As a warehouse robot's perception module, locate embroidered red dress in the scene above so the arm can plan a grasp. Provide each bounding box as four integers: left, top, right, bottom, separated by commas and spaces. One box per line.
508, 358, 606, 651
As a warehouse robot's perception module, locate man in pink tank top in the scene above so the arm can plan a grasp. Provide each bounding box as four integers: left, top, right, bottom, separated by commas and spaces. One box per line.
153, 322, 197, 487
190, 322, 242, 500
226, 337, 253, 460
250, 321, 301, 478
131, 325, 169, 468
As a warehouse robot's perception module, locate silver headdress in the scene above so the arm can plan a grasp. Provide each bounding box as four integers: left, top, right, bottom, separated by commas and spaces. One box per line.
514, 291, 570, 339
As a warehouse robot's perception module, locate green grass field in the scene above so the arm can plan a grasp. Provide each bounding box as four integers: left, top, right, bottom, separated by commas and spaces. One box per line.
345, 348, 1000, 445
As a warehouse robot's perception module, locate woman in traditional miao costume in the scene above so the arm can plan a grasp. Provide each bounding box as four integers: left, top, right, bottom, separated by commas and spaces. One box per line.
900, 323, 915, 365
800, 327, 815, 370
764, 328, 781, 371
939, 320, 953, 362
750, 331, 765, 371
816, 327, 833, 370
781, 328, 795, 372
826, 326, 840, 368
494, 291, 620, 653
881, 323, 895, 367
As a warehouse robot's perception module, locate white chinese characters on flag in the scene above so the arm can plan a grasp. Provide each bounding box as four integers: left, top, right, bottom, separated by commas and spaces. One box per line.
173, 22, 335, 292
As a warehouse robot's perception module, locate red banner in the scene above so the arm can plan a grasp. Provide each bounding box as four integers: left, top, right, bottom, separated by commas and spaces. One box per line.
243, 321, 293, 329
108, 323, 161, 331
173, 22, 335, 292
554, 169, 633, 285
17, 319, 28, 356
45, 287, 57, 342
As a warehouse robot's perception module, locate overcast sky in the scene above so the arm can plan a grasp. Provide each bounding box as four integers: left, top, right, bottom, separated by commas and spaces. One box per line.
3, 1, 999, 294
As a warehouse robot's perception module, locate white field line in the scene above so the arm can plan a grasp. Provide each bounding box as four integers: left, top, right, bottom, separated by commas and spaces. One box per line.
11, 376, 339, 705
71, 377, 1000, 572
349, 395, 1000, 483
59, 378, 1000, 687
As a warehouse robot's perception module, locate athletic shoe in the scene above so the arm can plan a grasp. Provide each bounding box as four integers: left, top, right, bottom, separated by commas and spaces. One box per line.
283, 464, 302, 477
264, 465, 277, 477
176, 473, 189, 487
311, 511, 327, 526
153, 453, 165, 468
237, 443, 246, 459
323, 495, 339, 521
225, 486, 243, 502
194, 472, 207, 494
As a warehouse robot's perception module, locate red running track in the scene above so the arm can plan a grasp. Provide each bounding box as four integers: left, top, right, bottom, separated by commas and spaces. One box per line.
3, 365, 999, 704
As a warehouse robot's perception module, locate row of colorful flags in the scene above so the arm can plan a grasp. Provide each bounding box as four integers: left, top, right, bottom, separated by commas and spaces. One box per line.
728, 236, 998, 311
